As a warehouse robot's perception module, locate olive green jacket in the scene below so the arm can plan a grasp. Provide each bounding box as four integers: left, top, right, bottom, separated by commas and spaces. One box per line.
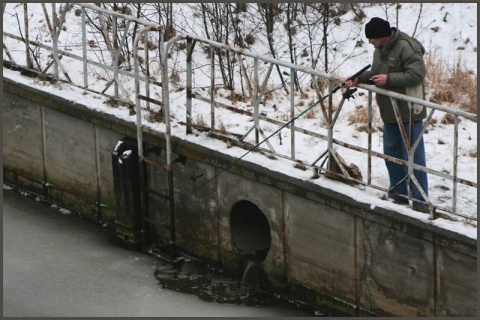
358, 28, 427, 123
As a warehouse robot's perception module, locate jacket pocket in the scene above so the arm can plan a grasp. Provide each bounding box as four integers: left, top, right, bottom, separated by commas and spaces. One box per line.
386, 57, 399, 73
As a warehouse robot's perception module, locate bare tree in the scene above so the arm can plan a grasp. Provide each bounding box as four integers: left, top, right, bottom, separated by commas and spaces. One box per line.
258, 3, 289, 95
411, 3, 423, 38
284, 3, 302, 91
198, 3, 236, 90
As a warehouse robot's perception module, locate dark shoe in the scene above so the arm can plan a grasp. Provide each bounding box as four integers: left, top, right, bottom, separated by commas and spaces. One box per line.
381, 194, 409, 205
412, 203, 430, 213
393, 198, 409, 205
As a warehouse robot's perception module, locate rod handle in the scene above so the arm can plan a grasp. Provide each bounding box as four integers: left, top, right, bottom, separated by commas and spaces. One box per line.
348, 64, 371, 81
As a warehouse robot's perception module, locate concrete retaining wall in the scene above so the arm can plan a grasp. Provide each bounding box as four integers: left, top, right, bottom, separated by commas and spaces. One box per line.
3, 76, 476, 316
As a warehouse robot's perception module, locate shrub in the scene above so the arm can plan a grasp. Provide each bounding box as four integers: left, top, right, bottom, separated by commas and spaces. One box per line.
425, 46, 477, 114
348, 105, 381, 132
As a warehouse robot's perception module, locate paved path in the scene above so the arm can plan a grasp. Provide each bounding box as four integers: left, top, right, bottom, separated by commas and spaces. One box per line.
3, 187, 308, 317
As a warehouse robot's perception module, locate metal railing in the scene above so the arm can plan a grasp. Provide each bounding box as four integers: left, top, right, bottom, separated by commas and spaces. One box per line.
159, 34, 476, 221
3, 3, 477, 222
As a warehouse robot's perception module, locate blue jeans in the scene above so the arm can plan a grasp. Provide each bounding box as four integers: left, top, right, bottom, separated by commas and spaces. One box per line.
383, 121, 428, 204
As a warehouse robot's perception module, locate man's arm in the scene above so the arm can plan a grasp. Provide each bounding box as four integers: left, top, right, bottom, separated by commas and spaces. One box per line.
345, 70, 373, 87
386, 44, 426, 87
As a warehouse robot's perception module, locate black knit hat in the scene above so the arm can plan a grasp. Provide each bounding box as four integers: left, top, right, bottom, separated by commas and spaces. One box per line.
365, 17, 391, 39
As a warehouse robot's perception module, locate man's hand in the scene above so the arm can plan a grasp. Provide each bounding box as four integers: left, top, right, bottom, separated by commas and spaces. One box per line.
345, 77, 359, 88
371, 74, 387, 85
345, 73, 388, 87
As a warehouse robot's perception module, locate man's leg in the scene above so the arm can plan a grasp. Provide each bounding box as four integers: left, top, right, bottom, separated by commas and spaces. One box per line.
383, 122, 408, 202
409, 120, 429, 206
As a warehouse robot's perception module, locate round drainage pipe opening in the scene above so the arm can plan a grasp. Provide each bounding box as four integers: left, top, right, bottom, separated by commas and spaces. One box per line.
230, 200, 271, 262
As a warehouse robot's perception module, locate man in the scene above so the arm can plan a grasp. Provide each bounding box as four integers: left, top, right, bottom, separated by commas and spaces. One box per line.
345, 17, 429, 213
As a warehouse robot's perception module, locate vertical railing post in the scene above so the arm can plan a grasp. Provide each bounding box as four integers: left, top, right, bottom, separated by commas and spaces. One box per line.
162, 38, 172, 166
253, 58, 259, 143
408, 104, 415, 200
81, 6, 88, 88
144, 32, 150, 110
453, 115, 459, 213
186, 37, 193, 134
113, 16, 119, 98
290, 68, 295, 158
327, 78, 333, 171
367, 90, 373, 185
210, 46, 215, 131
133, 25, 161, 158
23, 4, 33, 69
163, 31, 176, 260
159, 28, 165, 117
52, 3, 59, 77
133, 27, 157, 158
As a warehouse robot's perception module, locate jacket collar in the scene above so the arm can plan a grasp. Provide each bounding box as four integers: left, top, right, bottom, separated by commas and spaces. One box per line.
385, 28, 399, 49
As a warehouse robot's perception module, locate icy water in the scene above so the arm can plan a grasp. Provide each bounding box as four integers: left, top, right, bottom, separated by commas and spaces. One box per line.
3, 187, 315, 317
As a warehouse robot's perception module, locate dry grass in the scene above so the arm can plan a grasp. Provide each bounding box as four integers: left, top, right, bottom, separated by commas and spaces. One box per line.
348, 105, 381, 132
245, 32, 256, 46
147, 110, 164, 123
305, 106, 318, 119
194, 114, 207, 128
262, 85, 276, 102
217, 120, 228, 134
425, 46, 477, 114
170, 69, 181, 86
461, 146, 477, 158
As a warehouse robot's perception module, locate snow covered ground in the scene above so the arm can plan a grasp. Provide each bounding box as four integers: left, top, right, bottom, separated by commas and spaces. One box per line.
3, 3, 477, 239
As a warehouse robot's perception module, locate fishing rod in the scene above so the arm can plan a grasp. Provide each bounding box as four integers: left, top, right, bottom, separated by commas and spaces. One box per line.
195, 64, 371, 191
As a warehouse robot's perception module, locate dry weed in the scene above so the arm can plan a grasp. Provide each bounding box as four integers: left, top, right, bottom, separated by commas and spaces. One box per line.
170, 70, 181, 86
295, 100, 305, 107
245, 32, 256, 46
263, 85, 276, 102
147, 110, 164, 123
217, 120, 228, 134
348, 105, 381, 132
305, 105, 319, 119
425, 46, 477, 114
194, 114, 207, 128
464, 147, 477, 158
230, 90, 244, 103
440, 113, 460, 124
312, 77, 329, 92
302, 98, 316, 119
